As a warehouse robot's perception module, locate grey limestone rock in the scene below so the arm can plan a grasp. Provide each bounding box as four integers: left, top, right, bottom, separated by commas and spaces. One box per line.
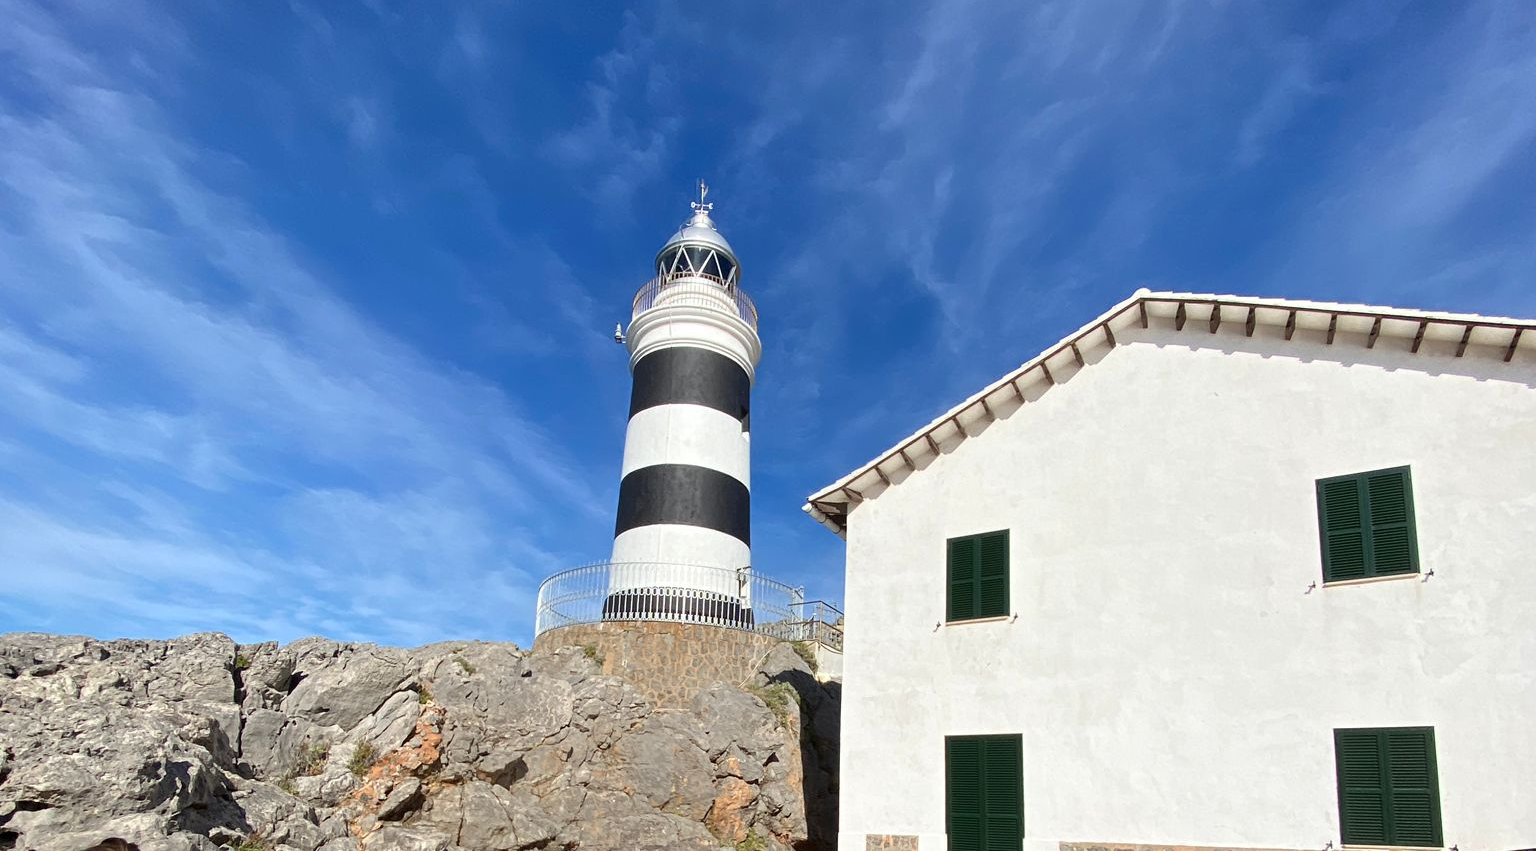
374, 777, 422, 822
283, 639, 413, 730
0, 632, 839, 851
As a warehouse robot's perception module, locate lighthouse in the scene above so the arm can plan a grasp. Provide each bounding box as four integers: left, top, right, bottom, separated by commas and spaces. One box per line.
529, 185, 842, 706
606, 185, 763, 625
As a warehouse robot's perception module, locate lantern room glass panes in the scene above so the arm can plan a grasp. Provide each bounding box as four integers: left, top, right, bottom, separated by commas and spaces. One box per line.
657, 244, 738, 284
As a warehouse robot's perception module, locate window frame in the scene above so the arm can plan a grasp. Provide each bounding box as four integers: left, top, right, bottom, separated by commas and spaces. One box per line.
945, 529, 1010, 623
945, 734, 1023, 851
1316, 465, 1420, 584
1333, 726, 1443, 847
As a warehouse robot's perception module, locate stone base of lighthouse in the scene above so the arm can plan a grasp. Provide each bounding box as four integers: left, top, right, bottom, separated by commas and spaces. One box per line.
533, 620, 782, 708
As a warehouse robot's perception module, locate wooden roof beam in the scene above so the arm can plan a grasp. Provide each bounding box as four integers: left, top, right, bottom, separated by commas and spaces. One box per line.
1039, 361, 1055, 385
1070, 342, 1085, 368
1138, 301, 1149, 329
923, 433, 939, 454
1009, 377, 1024, 401
1175, 302, 1188, 331
1102, 322, 1117, 347
873, 465, 892, 486
1367, 317, 1382, 349
840, 487, 863, 504
1507, 328, 1524, 363
1456, 325, 1473, 357
1411, 319, 1428, 353
1208, 304, 1221, 334
1326, 314, 1338, 345
1244, 306, 1256, 337
1284, 309, 1297, 341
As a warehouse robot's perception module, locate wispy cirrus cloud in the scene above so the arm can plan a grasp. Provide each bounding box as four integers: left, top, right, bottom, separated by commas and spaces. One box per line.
1266, 1, 1536, 310
0, 0, 601, 644
543, 11, 680, 213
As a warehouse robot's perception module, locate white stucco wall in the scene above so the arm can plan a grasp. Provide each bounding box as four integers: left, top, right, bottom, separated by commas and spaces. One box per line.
837, 324, 1536, 851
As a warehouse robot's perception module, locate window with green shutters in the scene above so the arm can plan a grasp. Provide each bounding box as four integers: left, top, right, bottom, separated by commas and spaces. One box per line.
1316, 466, 1419, 582
1334, 727, 1443, 847
947, 530, 1010, 622
946, 735, 1022, 851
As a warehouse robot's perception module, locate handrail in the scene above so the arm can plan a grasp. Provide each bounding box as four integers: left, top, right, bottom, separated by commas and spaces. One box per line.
631, 273, 759, 329
534, 561, 842, 650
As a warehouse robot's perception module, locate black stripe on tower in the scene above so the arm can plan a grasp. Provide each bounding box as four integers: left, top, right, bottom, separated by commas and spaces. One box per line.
614, 463, 750, 545
629, 346, 750, 421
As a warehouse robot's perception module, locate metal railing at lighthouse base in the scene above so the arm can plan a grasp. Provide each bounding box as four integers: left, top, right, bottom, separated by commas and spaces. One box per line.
534, 561, 842, 651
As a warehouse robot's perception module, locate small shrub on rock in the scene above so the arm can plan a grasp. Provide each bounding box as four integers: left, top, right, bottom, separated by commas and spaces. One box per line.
298, 741, 330, 776
235, 832, 274, 851
788, 640, 819, 674
348, 742, 378, 777
746, 683, 801, 729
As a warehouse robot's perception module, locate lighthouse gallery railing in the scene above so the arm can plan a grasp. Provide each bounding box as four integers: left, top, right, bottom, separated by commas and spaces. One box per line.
632, 272, 759, 329
534, 562, 841, 651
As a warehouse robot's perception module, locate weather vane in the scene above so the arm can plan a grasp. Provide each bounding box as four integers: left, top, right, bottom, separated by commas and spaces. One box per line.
691, 178, 713, 214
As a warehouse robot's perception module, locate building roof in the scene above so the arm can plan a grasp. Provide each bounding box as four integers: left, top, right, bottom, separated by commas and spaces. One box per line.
803, 289, 1536, 537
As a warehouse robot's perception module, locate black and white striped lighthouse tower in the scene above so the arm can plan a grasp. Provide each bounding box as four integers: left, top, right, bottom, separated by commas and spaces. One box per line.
607, 185, 762, 625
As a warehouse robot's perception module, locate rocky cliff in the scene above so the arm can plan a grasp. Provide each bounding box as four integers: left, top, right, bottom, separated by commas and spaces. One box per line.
0, 633, 839, 851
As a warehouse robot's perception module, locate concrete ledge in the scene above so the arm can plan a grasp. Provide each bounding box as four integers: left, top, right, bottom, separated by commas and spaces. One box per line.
533, 620, 781, 708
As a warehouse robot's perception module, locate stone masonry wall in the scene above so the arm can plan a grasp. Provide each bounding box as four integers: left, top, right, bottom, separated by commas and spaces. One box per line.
533, 620, 782, 707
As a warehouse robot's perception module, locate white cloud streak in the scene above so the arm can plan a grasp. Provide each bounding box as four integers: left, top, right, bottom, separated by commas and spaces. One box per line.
0, 0, 601, 644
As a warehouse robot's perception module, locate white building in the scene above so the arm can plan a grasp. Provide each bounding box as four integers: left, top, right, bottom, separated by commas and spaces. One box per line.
804, 291, 1536, 851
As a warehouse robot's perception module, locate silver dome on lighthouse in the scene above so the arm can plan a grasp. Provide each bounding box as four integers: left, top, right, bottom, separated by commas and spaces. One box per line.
655, 184, 740, 285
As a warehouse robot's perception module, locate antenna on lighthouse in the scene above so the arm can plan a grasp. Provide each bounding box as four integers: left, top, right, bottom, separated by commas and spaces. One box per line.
691, 178, 712, 214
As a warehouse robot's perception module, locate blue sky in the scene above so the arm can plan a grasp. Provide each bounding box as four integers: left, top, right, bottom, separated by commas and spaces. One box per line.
2, 1, 1533, 646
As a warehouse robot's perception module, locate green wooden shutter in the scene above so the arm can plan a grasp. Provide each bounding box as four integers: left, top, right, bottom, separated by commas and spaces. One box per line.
1319, 467, 1418, 581
948, 537, 978, 622
1335, 729, 1389, 844
1365, 468, 1418, 576
946, 738, 983, 851
976, 532, 1010, 619
948, 736, 1022, 851
981, 737, 1023, 851
1385, 728, 1442, 846
1318, 477, 1369, 582
1335, 727, 1442, 847
948, 531, 1009, 622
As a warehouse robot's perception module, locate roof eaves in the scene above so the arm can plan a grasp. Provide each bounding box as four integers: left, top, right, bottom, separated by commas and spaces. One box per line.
802, 290, 1536, 536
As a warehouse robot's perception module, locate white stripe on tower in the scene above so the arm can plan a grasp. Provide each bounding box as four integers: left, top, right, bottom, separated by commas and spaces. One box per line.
620, 404, 749, 487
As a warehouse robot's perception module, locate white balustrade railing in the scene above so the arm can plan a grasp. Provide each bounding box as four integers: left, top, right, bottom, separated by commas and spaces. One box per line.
631, 273, 759, 329
534, 561, 842, 650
